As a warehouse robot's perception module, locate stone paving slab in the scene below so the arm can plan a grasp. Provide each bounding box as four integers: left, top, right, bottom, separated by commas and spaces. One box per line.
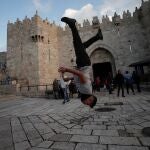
75, 143, 107, 150
108, 145, 149, 150
92, 129, 119, 136
0, 91, 150, 150
49, 134, 72, 142
51, 142, 75, 150
0, 137, 13, 149
30, 148, 52, 150
62, 129, 92, 135
14, 141, 31, 150
36, 141, 53, 148
139, 137, 150, 146
70, 135, 99, 143
12, 131, 28, 143
30, 138, 43, 147
100, 136, 140, 145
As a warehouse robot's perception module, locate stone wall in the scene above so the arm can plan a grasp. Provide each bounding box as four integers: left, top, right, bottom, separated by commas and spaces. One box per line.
7, 0, 150, 86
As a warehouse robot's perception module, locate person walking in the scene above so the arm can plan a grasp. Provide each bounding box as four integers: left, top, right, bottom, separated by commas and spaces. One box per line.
115, 70, 125, 97
132, 71, 141, 92
58, 17, 103, 108
124, 71, 135, 95
105, 72, 113, 94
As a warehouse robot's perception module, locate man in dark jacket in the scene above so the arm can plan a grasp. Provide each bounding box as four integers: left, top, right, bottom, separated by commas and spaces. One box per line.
132, 71, 141, 92
124, 71, 135, 95
115, 70, 125, 97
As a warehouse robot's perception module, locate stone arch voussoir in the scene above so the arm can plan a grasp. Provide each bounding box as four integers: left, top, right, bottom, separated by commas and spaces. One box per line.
88, 43, 117, 59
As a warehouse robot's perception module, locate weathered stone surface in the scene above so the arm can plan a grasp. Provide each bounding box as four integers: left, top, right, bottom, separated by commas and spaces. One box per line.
0, 90, 150, 150
108, 145, 149, 150
26, 130, 41, 140
83, 124, 106, 130
0, 137, 13, 149
49, 134, 72, 142
30, 138, 43, 147
41, 132, 55, 140
34, 123, 53, 135
100, 136, 140, 145
28, 147, 51, 150
13, 131, 27, 143
70, 135, 99, 143
14, 141, 31, 150
51, 142, 75, 150
63, 129, 92, 135
92, 129, 119, 136
37, 141, 53, 148
19, 117, 30, 123
75, 143, 107, 150
139, 137, 150, 146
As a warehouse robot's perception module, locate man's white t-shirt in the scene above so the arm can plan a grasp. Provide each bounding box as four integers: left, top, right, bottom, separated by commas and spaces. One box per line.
74, 66, 93, 95
60, 77, 66, 89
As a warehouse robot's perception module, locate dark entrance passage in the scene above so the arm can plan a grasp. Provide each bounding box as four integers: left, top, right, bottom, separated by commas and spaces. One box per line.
92, 62, 112, 86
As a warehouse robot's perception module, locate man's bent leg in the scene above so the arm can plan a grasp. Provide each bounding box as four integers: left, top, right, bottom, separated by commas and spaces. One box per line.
83, 28, 103, 48
61, 17, 91, 68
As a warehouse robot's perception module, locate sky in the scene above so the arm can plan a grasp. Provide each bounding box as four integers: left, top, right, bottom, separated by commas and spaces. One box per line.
0, 0, 143, 52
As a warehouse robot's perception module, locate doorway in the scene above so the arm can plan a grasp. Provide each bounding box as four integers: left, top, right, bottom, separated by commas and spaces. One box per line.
92, 62, 112, 86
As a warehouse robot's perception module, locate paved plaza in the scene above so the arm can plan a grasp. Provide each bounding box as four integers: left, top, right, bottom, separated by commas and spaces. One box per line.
0, 90, 150, 150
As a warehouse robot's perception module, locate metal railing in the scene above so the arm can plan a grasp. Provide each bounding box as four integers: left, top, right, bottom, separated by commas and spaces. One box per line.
0, 80, 12, 85
19, 84, 53, 92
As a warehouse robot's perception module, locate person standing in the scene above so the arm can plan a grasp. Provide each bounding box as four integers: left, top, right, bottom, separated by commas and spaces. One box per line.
124, 71, 135, 95
59, 74, 70, 104
115, 70, 125, 97
132, 71, 141, 92
65, 79, 71, 101
53, 78, 60, 99
95, 76, 101, 92
105, 72, 113, 94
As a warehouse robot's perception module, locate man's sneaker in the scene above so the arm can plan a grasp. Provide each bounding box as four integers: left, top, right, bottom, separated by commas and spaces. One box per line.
96, 28, 103, 40
62, 101, 65, 104
61, 17, 76, 26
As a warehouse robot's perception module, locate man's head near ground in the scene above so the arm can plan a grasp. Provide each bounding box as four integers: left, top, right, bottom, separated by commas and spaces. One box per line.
81, 94, 97, 108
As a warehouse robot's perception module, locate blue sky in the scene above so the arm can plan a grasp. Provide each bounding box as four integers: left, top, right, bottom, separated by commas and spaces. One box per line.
0, 0, 142, 52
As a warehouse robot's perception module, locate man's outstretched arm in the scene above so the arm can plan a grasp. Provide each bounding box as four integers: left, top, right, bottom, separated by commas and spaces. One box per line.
58, 66, 86, 83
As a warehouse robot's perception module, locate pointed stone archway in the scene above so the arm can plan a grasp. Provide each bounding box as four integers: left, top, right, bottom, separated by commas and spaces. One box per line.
90, 47, 116, 82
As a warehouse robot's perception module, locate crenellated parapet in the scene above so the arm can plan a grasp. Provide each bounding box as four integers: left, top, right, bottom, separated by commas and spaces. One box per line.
7, 11, 65, 46
62, 0, 150, 33
83, 19, 91, 27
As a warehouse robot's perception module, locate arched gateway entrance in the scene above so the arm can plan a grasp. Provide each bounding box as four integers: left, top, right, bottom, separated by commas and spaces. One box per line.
90, 48, 116, 84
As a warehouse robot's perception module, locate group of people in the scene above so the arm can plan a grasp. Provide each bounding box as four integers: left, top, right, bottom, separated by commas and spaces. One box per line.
115, 70, 141, 97
93, 72, 113, 94
53, 76, 77, 104
92, 70, 141, 97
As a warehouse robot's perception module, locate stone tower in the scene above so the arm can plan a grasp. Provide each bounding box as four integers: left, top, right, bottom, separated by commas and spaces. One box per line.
7, 11, 60, 85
